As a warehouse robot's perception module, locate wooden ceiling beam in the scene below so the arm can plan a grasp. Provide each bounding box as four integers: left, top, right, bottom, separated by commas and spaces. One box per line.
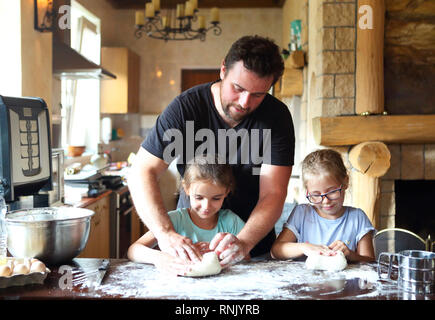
106, 0, 285, 10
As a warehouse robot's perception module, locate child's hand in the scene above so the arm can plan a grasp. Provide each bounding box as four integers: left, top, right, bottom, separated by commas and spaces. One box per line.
153, 253, 194, 276
302, 243, 336, 257
328, 240, 351, 257
194, 242, 212, 255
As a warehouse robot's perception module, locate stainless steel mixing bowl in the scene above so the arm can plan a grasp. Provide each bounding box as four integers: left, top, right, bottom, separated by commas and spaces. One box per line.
5, 207, 95, 265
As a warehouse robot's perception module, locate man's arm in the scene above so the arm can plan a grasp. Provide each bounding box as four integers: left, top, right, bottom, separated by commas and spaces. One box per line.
128, 147, 201, 262
238, 164, 292, 252
211, 164, 292, 265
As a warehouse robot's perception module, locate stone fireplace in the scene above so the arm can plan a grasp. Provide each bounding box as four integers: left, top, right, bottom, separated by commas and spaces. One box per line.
286, 0, 435, 238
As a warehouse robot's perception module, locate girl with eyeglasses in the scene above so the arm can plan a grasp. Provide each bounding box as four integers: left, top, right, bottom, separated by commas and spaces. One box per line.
271, 149, 375, 263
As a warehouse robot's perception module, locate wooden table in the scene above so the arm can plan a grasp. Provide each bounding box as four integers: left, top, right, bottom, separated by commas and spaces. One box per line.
0, 258, 433, 301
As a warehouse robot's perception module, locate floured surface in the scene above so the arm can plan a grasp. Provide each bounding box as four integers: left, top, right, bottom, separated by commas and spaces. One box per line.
91, 259, 395, 300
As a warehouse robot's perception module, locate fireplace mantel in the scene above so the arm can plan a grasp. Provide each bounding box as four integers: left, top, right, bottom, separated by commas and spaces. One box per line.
313, 114, 435, 146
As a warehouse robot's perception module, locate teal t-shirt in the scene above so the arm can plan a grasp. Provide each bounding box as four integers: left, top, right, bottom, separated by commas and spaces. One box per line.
168, 208, 245, 243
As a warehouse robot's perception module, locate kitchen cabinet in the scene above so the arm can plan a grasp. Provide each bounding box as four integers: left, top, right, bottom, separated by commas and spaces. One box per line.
101, 47, 140, 114
78, 193, 111, 258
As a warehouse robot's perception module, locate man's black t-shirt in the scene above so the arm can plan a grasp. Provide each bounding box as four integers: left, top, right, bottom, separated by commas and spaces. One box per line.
142, 81, 295, 256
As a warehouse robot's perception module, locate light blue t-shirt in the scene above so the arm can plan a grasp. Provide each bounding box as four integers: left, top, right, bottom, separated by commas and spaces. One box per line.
168, 208, 245, 243
283, 204, 376, 251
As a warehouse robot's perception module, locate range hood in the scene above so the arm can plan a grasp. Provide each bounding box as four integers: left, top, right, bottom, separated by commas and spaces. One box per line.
52, 39, 116, 80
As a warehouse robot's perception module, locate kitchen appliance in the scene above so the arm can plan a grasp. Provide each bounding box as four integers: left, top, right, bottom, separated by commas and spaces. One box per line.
378, 250, 435, 294
5, 207, 95, 266
0, 96, 52, 209
98, 175, 134, 258
39, 148, 64, 206
53, 38, 116, 80
64, 172, 107, 198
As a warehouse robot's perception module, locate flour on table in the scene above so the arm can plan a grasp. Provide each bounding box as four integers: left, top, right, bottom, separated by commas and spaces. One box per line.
305, 251, 347, 272
93, 259, 385, 300
185, 252, 222, 277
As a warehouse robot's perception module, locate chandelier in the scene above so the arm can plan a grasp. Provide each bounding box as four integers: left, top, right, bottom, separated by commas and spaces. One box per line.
135, 0, 221, 41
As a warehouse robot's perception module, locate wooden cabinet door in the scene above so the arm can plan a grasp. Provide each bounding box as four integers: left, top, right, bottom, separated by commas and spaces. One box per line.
79, 195, 111, 258
101, 47, 140, 114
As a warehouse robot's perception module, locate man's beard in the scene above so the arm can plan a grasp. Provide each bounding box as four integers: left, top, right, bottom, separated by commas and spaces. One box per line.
222, 102, 247, 123
220, 85, 248, 124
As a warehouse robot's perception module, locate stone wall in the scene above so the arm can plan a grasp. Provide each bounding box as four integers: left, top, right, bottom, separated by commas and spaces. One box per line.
379, 144, 435, 228
301, 0, 434, 231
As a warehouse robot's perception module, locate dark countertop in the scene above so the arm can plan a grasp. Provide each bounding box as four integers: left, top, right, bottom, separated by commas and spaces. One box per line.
0, 258, 433, 300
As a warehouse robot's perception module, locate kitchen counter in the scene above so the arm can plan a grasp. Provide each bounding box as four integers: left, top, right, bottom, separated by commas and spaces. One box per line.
0, 258, 433, 301
64, 190, 113, 209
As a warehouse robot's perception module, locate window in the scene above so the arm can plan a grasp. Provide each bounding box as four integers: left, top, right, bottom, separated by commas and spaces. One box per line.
61, 0, 101, 155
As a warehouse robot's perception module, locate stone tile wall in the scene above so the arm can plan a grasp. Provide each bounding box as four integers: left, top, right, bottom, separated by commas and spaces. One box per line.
379, 144, 435, 229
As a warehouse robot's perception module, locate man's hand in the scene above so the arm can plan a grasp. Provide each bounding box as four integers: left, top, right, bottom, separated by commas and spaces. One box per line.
157, 231, 202, 263
209, 233, 247, 267
193, 242, 212, 256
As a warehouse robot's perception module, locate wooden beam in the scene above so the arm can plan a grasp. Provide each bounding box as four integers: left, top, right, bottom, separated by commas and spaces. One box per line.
284, 50, 305, 69
356, 0, 385, 114
280, 68, 303, 97
349, 141, 390, 228
351, 172, 381, 228
349, 141, 391, 177
312, 114, 435, 146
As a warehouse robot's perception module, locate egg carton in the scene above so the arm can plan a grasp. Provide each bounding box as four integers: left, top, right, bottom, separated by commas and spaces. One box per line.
0, 258, 50, 289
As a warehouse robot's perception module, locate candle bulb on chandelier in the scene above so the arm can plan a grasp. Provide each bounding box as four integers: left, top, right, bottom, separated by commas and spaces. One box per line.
211, 7, 219, 23
162, 16, 168, 28
185, 1, 193, 17
176, 4, 185, 18
145, 3, 154, 18
191, 0, 198, 11
198, 15, 205, 29
135, 11, 145, 26
152, 0, 160, 12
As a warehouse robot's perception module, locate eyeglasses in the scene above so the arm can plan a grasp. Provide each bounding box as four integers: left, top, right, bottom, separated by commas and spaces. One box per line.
306, 185, 343, 204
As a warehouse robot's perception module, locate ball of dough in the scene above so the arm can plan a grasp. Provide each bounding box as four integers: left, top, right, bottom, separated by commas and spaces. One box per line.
13, 263, 30, 275
30, 261, 46, 273
305, 251, 347, 272
0, 265, 12, 277
185, 252, 222, 277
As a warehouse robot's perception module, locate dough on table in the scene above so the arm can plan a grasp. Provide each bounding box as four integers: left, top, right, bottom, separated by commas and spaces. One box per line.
185, 252, 222, 277
305, 251, 347, 272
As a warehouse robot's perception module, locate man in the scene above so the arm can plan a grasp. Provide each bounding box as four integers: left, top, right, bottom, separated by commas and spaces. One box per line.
128, 35, 295, 270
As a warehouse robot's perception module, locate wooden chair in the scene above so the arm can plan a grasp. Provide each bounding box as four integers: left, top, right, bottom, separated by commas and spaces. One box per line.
373, 228, 426, 260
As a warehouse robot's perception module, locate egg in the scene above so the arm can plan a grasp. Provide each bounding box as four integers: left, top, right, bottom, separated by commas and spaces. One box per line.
6, 260, 14, 269
22, 258, 31, 269
13, 263, 29, 275
0, 265, 12, 277
30, 258, 39, 264
30, 261, 46, 273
